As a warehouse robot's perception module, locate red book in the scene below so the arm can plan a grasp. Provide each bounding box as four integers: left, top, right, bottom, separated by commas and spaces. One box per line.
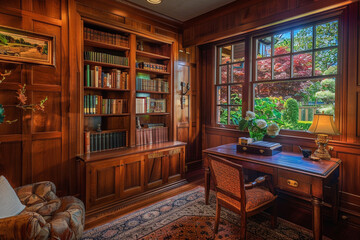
84, 131, 90, 153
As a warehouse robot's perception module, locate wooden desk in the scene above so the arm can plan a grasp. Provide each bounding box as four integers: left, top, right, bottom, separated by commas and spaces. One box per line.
203, 143, 341, 240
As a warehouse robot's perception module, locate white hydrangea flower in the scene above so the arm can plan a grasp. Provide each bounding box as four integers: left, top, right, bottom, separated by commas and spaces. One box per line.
255, 119, 267, 129
245, 111, 255, 120
267, 123, 280, 136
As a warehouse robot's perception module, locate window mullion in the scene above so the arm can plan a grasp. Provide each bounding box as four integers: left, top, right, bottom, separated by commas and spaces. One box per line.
312, 25, 316, 76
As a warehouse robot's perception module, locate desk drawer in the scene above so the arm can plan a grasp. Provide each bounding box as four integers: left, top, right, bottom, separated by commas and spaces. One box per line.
277, 169, 311, 196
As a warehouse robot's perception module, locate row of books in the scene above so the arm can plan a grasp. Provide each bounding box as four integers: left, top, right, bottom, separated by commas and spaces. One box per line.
85, 130, 127, 153
84, 95, 128, 115
85, 51, 129, 66
136, 127, 168, 146
84, 27, 129, 47
85, 65, 129, 89
136, 97, 166, 113
136, 62, 167, 72
136, 77, 169, 93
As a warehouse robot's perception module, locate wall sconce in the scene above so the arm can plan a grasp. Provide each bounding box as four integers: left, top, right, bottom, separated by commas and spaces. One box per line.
180, 81, 190, 109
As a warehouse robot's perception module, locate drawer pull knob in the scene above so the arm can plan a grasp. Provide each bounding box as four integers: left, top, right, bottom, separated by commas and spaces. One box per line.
287, 179, 299, 188
242, 147, 247, 151
259, 149, 264, 154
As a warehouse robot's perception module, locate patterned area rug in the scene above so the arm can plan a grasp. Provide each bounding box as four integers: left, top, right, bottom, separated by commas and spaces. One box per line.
82, 187, 318, 240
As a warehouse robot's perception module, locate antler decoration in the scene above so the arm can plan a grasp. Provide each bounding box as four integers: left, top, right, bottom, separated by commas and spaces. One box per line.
0, 70, 12, 84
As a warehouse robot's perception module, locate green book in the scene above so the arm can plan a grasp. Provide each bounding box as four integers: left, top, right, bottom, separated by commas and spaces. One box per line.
101, 133, 105, 150
86, 65, 90, 87
89, 95, 93, 114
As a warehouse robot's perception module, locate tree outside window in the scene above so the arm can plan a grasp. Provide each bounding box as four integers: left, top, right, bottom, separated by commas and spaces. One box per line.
215, 19, 339, 131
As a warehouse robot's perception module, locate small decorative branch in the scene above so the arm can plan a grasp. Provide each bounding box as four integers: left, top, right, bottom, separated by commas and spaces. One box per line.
0, 70, 12, 84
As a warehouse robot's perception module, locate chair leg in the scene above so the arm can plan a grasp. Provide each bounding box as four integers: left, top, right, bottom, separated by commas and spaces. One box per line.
240, 213, 246, 239
214, 199, 221, 234
271, 201, 277, 229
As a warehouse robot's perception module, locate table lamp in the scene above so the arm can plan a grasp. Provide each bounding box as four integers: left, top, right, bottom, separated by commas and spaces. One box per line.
307, 113, 339, 160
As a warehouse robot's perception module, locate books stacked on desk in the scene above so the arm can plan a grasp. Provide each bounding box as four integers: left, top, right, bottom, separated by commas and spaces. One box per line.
136, 125, 168, 146
237, 141, 282, 156
85, 130, 127, 153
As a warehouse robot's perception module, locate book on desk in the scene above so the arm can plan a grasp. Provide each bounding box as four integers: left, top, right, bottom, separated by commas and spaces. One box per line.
237, 141, 282, 156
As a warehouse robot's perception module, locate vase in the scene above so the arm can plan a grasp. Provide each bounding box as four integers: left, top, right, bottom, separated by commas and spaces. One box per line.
249, 131, 265, 141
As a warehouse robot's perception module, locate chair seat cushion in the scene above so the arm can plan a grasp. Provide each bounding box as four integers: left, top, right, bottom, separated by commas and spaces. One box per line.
0, 176, 25, 219
217, 187, 276, 212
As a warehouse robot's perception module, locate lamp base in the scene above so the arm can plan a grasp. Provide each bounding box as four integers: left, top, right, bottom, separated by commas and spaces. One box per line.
313, 134, 331, 160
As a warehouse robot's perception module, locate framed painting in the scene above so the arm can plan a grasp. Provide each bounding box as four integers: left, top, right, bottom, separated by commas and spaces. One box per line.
0, 25, 54, 66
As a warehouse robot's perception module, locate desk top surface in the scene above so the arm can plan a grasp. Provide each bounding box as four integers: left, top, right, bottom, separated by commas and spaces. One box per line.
203, 143, 341, 178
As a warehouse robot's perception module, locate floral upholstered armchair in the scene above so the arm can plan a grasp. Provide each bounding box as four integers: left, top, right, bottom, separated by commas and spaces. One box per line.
0, 181, 85, 240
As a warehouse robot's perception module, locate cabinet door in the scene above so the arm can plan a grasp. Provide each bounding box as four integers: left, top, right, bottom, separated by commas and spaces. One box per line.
145, 151, 166, 190
120, 155, 145, 198
86, 159, 120, 209
168, 147, 185, 183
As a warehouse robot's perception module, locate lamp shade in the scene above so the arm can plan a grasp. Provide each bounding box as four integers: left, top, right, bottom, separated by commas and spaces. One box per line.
308, 114, 340, 135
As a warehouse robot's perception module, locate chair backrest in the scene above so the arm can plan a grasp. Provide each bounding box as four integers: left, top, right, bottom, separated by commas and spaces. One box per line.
208, 155, 246, 208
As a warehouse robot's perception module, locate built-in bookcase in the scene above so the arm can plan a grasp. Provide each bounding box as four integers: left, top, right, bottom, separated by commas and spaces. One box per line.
81, 21, 173, 154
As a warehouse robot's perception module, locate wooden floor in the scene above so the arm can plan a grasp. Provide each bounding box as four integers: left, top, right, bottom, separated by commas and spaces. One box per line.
85, 168, 360, 240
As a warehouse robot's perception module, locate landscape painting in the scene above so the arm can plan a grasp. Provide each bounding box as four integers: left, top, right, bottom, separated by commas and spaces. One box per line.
0, 26, 54, 65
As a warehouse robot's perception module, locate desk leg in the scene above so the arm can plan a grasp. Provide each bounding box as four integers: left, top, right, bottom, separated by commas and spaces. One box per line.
205, 167, 210, 205
312, 197, 322, 240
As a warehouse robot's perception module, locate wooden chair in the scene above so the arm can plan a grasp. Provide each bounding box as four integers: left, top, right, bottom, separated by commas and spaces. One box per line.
208, 155, 277, 239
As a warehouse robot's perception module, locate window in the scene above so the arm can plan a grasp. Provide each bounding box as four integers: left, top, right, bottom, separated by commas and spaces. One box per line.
215, 19, 339, 131
216, 42, 245, 125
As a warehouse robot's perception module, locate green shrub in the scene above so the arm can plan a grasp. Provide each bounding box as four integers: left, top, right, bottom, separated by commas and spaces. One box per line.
282, 98, 299, 125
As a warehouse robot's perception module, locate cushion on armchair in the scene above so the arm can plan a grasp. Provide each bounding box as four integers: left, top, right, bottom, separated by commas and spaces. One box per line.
0, 176, 25, 219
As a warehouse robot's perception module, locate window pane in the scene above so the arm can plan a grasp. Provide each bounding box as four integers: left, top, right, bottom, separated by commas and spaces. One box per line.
316, 21, 338, 48
257, 36, 271, 58
217, 86, 227, 104
220, 45, 231, 64
217, 106, 228, 124
315, 49, 337, 75
232, 63, 245, 82
220, 65, 228, 84
274, 56, 290, 79
233, 42, 245, 62
293, 53, 312, 77
257, 59, 271, 80
230, 85, 242, 105
293, 26, 313, 52
230, 106, 242, 125
274, 32, 291, 55
254, 78, 335, 130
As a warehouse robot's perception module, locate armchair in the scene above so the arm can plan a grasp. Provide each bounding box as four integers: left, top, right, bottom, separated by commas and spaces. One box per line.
0, 181, 85, 240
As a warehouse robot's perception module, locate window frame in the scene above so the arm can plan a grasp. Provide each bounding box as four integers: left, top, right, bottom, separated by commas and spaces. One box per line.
214, 10, 343, 137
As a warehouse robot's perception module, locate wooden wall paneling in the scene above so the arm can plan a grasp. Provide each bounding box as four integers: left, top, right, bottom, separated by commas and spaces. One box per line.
32, 0, 62, 19
183, 0, 354, 46
0, 141, 22, 187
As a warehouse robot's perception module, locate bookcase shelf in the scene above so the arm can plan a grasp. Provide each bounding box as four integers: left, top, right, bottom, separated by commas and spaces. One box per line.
136, 50, 170, 60
136, 68, 170, 75
85, 87, 130, 92
136, 90, 170, 95
84, 60, 130, 69
84, 39, 130, 51
84, 113, 130, 117
136, 112, 170, 116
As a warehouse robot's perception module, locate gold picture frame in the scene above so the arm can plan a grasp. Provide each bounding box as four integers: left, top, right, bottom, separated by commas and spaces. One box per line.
0, 25, 54, 66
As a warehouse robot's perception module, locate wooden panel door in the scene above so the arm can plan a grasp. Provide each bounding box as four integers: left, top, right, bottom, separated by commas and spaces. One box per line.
168, 147, 185, 183
145, 151, 166, 190
120, 155, 145, 198
87, 159, 120, 209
